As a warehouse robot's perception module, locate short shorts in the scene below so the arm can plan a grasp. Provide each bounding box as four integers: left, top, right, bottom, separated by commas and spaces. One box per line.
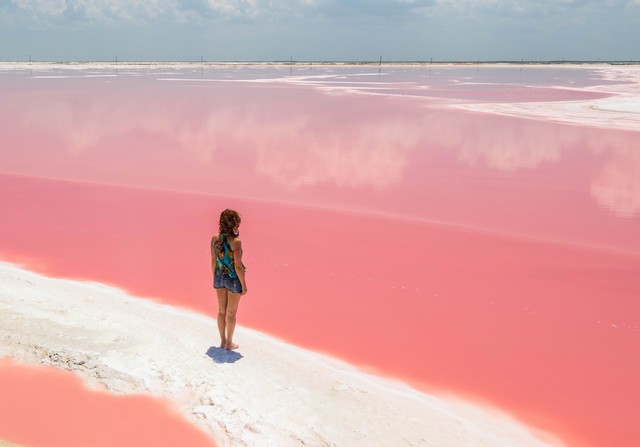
214, 273, 243, 294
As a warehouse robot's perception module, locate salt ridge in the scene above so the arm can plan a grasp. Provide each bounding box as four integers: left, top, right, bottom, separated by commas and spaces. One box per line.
0, 263, 563, 447
452, 67, 640, 131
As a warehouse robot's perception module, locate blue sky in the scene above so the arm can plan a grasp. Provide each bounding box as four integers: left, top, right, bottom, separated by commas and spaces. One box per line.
1, 0, 639, 61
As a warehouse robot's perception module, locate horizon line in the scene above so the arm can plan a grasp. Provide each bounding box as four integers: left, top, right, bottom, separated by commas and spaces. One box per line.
2, 59, 639, 66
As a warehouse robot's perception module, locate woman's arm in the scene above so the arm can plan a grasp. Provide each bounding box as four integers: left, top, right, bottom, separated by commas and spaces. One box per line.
210, 235, 217, 277
232, 238, 247, 295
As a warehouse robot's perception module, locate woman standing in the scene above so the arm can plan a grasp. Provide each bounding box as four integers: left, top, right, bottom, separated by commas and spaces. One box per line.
211, 209, 247, 350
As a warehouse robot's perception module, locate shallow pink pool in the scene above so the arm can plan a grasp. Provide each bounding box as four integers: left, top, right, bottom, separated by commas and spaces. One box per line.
0, 359, 217, 447
0, 65, 638, 447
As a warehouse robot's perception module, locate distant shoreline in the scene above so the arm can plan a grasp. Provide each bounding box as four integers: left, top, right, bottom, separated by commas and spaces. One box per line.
1, 60, 639, 69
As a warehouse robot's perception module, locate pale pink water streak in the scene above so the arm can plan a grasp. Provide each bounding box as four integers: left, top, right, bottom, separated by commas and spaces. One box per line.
0, 65, 639, 447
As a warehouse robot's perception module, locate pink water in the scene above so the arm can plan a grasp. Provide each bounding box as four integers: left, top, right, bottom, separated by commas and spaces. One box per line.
0, 359, 217, 447
0, 66, 639, 447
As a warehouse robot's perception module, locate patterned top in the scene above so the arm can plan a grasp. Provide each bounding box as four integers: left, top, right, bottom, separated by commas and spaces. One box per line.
214, 233, 238, 279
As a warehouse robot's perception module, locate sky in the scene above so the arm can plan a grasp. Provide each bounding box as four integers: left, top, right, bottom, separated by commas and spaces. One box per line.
0, 0, 639, 62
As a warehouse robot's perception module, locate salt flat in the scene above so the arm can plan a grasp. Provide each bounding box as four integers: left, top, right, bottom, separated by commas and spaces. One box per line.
0, 263, 562, 447
454, 66, 640, 131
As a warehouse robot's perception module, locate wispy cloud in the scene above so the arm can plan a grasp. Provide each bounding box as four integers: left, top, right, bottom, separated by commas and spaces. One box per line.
3, 0, 329, 26
1, 0, 638, 60
4, 0, 203, 26
432, 0, 629, 17
3, 0, 638, 26
0, 0, 460, 26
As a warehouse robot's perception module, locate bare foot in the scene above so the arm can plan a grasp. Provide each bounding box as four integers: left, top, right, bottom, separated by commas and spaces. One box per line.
220, 339, 226, 349
225, 342, 239, 350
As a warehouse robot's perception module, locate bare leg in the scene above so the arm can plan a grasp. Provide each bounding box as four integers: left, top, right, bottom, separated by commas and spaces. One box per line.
224, 292, 241, 350
216, 288, 228, 348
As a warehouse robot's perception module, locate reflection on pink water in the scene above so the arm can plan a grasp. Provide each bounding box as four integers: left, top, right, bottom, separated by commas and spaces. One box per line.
1, 67, 639, 447
0, 359, 217, 447
0, 71, 637, 249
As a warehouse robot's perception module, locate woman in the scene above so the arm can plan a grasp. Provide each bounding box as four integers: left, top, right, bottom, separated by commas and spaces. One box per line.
211, 209, 247, 350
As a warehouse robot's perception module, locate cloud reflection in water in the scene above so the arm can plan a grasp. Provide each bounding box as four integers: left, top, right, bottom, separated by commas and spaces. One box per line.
1, 74, 638, 222
591, 146, 640, 218
254, 117, 417, 189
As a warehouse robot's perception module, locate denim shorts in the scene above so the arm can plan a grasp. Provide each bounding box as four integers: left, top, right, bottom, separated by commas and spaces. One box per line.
214, 273, 243, 294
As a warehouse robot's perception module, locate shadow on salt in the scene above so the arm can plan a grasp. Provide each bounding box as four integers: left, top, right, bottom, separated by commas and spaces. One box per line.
205, 346, 243, 364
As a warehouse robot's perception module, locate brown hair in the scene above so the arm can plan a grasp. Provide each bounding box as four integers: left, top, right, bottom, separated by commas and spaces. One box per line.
219, 209, 241, 237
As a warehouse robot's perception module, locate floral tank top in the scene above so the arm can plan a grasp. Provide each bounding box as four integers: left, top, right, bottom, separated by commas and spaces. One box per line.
214, 234, 238, 279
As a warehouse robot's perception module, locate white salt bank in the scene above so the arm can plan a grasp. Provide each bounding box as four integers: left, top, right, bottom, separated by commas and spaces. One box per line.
0, 263, 562, 447
592, 98, 640, 113
454, 66, 640, 131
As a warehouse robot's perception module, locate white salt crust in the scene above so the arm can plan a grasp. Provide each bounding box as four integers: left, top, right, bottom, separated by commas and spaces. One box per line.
0, 263, 563, 447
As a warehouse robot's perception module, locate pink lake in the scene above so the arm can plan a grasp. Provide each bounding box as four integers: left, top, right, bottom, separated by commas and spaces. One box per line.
0, 359, 217, 447
0, 64, 639, 447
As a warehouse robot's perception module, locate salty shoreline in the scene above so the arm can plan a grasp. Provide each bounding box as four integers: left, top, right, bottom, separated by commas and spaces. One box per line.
452, 65, 640, 131
0, 440, 22, 447
3, 61, 636, 132
0, 262, 563, 447
1, 61, 638, 71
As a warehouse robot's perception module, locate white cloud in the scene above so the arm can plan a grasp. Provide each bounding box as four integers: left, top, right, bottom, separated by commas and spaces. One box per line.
12, 0, 66, 16
7, 0, 183, 25
433, 0, 631, 18
5, 0, 182, 26
8, 0, 65, 26
1, 0, 636, 35
4, 0, 327, 26
1, 0, 638, 62
3, 0, 636, 25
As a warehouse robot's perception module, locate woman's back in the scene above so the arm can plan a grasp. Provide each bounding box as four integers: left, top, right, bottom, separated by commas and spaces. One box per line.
213, 233, 238, 279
